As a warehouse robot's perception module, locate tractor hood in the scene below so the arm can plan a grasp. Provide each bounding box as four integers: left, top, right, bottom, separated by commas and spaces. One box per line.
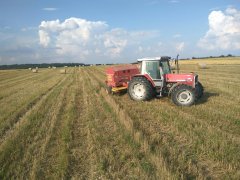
165, 73, 197, 87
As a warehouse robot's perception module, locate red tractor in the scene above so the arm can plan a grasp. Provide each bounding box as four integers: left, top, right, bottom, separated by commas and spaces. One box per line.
105, 56, 203, 106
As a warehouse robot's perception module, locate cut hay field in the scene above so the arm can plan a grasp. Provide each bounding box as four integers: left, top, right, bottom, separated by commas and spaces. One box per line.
0, 58, 239, 179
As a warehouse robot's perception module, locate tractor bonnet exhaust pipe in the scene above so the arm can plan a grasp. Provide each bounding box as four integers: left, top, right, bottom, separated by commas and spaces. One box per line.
175, 54, 179, 74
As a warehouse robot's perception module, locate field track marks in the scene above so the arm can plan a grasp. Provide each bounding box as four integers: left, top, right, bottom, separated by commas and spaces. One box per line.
0, 70, 59, 100
0, 75, 71, 178
0, 70, 33, 84
0, 72, 38, 88
84, 69, 175, 179
99, 88, 176, 179
0, 76, 67, 146
30, 74, 75, 179
67, 69, 94, 179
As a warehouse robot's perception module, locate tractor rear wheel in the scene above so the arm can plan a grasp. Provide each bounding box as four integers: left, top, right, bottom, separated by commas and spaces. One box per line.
171, 84, 195, 106
195, 82, 204, 99
128, 77, 155, 101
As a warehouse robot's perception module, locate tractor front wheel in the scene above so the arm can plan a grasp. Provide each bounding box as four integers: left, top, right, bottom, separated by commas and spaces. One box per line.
171, 84, 195, 106
128, 77, 155, 101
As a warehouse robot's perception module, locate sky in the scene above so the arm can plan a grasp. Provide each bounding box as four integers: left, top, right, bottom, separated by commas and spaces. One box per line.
0, 0, 240, 65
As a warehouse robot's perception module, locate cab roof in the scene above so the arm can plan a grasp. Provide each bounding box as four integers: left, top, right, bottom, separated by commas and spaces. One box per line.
137, 56, 171, 62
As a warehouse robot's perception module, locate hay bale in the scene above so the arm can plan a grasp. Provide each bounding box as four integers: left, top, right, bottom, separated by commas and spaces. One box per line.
32, 69, 38, 73
52, 66, 57, 69
60, 69, 66, 74
198, 63, 208, 69
36, 67, 38, 70
28, 68, 32, 70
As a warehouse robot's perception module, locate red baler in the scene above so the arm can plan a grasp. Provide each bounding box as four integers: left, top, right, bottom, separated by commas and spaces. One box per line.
105, 65, 139, 93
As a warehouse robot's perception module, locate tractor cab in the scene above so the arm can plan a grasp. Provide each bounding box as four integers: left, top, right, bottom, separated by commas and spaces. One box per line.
138, 56, 171, 79
137, 56, 171, 90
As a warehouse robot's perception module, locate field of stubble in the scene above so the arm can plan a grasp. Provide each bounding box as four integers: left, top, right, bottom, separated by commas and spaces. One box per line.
0, 58, 239, 179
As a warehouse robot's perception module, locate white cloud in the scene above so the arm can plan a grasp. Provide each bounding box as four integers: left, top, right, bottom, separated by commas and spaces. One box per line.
169, 0, 179, 3
198, 7, 240, 50
39, 30, 50, 47
173, 34, 182, 38
176, 42, 185, 52
103, 29, 128, 57
38, 17, 161, 61
21, 27, 37, 32
43, 8, 58, 11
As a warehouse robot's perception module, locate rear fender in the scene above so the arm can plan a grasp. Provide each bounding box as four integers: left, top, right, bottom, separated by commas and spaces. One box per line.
132, 74, 155, 87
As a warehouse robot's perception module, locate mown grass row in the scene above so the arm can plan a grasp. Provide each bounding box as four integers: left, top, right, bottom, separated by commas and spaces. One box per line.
0, 69, 33, 83
0, 69, 65, 102
81, 68, 164, 179
34, 72, 77, 179
0, 71, 72, 178
0, 70, 68, 142
85, 68, 181, 178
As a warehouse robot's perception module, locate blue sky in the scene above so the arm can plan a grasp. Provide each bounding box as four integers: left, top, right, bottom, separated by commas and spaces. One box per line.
0, 0, 240, 65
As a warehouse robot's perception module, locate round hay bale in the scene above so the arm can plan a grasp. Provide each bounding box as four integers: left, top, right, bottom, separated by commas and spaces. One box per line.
32, 69, 38, 73
60, 69, 66, 74
28, 68, 32, 70
198, 63, 208, 69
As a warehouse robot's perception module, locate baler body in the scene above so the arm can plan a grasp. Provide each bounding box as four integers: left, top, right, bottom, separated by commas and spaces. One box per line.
105, 65, 139, 92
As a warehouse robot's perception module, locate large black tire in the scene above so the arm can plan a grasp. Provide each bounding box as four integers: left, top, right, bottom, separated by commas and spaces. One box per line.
171, 84, 195, 106
128, 77, 155, 101
195, 82, 204, 99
